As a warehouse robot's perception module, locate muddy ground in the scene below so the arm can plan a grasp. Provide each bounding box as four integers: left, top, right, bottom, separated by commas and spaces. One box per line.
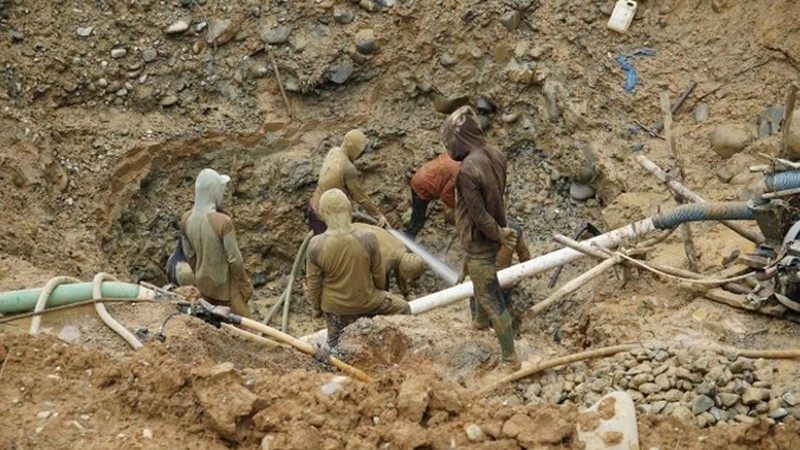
1, 0, 800, 448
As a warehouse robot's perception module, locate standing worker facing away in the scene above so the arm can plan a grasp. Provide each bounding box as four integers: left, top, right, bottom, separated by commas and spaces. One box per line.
406, 152, 461, 238
445, 105, 520, 370
305, 188, 410, 349
307, 129, 393, 235
181, 168, 253, 318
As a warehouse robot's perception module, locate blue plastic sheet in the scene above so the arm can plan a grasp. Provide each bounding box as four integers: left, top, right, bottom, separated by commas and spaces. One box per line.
616, 49, 656, 93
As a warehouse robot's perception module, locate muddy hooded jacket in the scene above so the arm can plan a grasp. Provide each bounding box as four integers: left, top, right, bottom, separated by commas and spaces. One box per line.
444, 106, 508, 257
180, 169, 253, 304
352, 223, 424, 295
410, 153, 461, 210
309, 130, 382, 219
306, 191, 385, 315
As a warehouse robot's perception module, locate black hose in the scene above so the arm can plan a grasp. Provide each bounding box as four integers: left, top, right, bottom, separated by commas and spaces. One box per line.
652, 202, 754, 230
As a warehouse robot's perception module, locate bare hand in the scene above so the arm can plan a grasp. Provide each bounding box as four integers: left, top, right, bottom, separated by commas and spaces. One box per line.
500, 227, 518, 250
377, 215, 390, 229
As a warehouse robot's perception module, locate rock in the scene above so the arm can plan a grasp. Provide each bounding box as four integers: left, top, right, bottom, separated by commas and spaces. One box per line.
166, 17, 192, 34
262, 25, 292, 45
439, 52, 457, 67
697, 411, 716, 427
719, 393, 740, 408
206, 18, 237, 46
359, 0, 377, 12
432, 92, 470, 114
355, 29, 378, 55
755, 402, 769, 414
10, 30, 23, 42
464, 424, 483, 442
569, 182, 595, 201
694, 103, 710, 123
76, 26, 93, 37
730, 358, 754, 374
654, 373, 671, 391
696, 382, 717, 398
709, 407, 729, 423
320, 380, 343, 396
195, 21, 208, 33
329, 62, 354, 85
671, 405, 694, 425
651, 349, 670, 362
638, 383, 662, 395
770, 408, 789, 420
651, 401, 667, 414
675, 367, 702, 383
734, 414, 756, 424
692, 395, 715, 415
333, 6, 355, 24
742, 387, 765, 406
664, 390, 682, 402
506, 58, 540, 85
783, 392, 799, 407
141, 49, 157, 62
500, 10, 521, 30
116, 88, 128, 97
142, 428, 153, 439
577, 392, 640, 450
397, 376, 430, 423
111, 48, 127, 59
631, 373, 651, 388
159, 95, 178, 107
710, 124, 755, 158
36, 411, 51, 419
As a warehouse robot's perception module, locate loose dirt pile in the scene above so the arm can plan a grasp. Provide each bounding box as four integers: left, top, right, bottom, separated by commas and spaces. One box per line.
2, 0, 800, 448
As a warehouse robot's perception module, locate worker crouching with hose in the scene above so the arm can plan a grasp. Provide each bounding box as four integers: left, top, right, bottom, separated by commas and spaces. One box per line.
305, 188, 411, 349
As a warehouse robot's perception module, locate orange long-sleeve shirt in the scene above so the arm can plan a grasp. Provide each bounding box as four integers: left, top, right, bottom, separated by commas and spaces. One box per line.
410, 153, 461, 210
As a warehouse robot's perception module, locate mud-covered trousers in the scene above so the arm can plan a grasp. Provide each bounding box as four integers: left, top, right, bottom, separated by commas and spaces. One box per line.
466, 254, 518, 364
405, 188, 430, 238
324, 294, 411, 348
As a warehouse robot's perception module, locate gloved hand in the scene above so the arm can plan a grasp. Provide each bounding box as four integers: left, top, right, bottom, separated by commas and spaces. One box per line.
377, 214, 390, 229
500, 227, 518, 250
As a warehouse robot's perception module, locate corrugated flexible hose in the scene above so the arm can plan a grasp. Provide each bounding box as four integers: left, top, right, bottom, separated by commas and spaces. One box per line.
651, 202, 755, 230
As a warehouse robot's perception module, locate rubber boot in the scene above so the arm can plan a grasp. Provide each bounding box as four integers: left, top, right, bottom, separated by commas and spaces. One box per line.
493, 310, 520, 371
470, 297, 490, 330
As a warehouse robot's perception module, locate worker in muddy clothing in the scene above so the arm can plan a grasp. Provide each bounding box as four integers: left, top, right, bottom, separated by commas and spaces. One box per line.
180, 168, 253, 318
305, 189, 411, 348
307, 129, 392, 235
445, 105, 521, 370
406, 152, 461, 237
352, 223, 426, 298
471, 219, 532, 334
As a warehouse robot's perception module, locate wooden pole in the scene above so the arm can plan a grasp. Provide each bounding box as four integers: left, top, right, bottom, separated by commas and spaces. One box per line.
529, 256, 620, 317
238, 317, 374, 383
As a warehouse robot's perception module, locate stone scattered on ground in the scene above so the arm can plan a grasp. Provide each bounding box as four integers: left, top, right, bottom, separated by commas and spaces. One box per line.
709, 123, 755, 158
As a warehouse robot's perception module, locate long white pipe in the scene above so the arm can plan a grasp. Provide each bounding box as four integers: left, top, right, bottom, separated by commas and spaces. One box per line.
301, 218, 656, 342
409, 218, 655, 314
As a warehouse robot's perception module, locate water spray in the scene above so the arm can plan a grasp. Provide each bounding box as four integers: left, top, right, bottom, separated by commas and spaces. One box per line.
388, 229, 459, 285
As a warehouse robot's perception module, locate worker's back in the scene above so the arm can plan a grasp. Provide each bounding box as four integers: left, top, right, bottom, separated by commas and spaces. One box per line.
181, 210, 233, 301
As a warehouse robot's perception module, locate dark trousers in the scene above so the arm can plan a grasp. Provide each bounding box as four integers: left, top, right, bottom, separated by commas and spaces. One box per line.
324, 295, 411, 348
406, 188, 430, 237
306, 200, 327, 235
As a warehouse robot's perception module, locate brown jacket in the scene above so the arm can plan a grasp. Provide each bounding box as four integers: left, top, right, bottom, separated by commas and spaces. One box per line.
180, 210, 253, 305
306, 228, 385, 315
410, 153, 461, 210
445, 107, 508, 257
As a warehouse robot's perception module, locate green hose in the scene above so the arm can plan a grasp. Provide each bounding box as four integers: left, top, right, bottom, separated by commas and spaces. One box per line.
0, 282, 152, 314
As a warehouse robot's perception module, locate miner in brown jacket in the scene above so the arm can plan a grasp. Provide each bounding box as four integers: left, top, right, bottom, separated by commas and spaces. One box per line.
307, 129, 392, 234
180, 168, 253, 318
305, 188, 410, 348
444, 105, 520, 370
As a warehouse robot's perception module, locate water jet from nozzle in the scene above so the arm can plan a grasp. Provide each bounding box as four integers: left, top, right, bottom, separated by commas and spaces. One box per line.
388, 229, 459, 286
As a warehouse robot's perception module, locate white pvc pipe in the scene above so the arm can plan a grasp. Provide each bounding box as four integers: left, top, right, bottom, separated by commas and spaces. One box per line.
301, 218, 656, 343
93, 273, 143, 350
409, 218, 655, 314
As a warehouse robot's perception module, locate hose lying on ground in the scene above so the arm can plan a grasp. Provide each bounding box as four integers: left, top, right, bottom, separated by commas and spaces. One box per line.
758, 170, 800, 194
0, 298, 171, 325
651, 202, 755, 230
93, 273, 143, 350
29, 276, 81, 334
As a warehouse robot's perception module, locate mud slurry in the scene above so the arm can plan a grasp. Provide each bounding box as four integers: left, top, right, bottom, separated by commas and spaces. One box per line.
2, 0, 800, 448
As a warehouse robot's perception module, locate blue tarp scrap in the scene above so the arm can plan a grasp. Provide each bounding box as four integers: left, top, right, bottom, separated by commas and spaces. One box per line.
615, 48, 656, 93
